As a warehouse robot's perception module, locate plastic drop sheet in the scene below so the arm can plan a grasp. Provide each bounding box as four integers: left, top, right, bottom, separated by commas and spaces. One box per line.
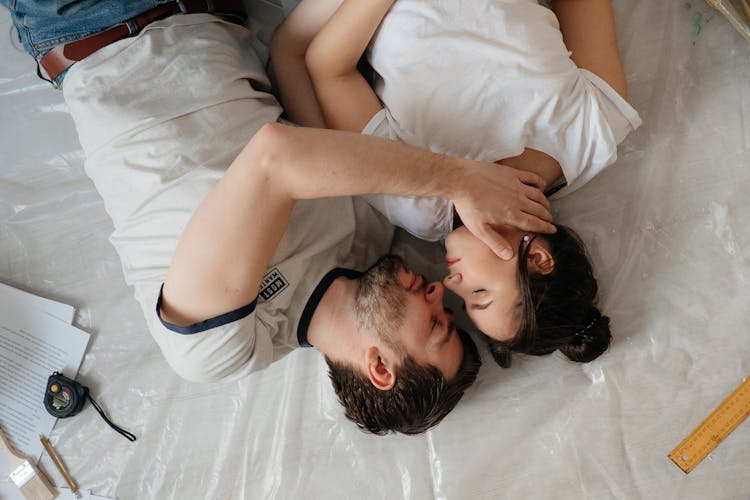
1, 1, 749, 498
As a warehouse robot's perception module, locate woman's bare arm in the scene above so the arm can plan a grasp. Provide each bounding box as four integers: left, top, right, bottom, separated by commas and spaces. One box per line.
550, 0, 628, 98
269, 0, 344, 127
305, 0, 396, 131
497, 149, 564, 193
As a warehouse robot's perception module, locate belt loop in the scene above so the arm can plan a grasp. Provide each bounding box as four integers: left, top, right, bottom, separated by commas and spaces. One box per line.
124, 19, 139, 35
35, 60, 58, 88
176, 0, 188, 14
206, 0, 215, 12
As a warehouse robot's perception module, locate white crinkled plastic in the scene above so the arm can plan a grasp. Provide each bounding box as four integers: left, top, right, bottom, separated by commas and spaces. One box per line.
1, 1, 749, 498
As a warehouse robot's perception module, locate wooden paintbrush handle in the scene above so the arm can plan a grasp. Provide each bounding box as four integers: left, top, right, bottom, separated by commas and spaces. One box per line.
0, 425, 26, 469
0, 426, 57, 500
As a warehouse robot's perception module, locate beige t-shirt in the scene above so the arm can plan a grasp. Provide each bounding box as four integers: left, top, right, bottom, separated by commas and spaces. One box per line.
63, 14, 394, 382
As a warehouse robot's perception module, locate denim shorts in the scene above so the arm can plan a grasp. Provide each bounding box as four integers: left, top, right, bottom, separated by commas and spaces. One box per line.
1, 0, 171, 85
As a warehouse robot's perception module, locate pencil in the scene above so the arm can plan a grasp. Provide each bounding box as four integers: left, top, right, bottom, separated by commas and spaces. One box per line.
39, 435, 77, 494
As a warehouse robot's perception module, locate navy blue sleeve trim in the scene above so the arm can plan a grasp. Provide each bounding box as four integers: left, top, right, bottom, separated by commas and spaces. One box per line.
297, 268, 362, 347
156, 284, 258, 335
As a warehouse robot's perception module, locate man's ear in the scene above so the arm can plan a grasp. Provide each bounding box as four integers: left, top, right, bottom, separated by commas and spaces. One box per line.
365, 346, 396, 391
526, 239, 555, 275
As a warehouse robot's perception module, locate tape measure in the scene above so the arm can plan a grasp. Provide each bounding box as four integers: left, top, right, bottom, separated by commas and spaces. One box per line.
669, 376, 750, 473
44, 372, 88, 418
43, 371, 137, 442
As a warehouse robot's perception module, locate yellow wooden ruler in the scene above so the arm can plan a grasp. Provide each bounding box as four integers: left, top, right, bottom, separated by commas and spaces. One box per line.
669, 376, 750, 473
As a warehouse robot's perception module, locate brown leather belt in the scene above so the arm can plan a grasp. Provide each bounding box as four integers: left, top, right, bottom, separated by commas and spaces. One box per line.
39, 0, 247, 83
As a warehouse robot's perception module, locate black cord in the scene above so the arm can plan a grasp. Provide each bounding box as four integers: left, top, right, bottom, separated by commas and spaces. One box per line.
87, 395, 137, 442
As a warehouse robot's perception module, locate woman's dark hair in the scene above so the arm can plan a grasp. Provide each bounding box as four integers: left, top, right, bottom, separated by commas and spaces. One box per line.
488, 224, 611, 365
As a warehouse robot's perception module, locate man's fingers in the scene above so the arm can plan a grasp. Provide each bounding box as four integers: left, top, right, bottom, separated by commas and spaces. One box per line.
521, 196, 553, 223
523, 183, 550, 209
476, 225, 514, 260
516, 211, 557, 235
517, 170, 546, 191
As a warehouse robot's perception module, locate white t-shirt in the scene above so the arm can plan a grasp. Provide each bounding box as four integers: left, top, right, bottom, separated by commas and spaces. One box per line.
365, 0, 642, 203
361, 111, 456, 242
63, 15, 394, 382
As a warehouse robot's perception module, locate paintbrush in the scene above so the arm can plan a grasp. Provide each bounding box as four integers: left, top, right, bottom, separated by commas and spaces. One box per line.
0, 425, 57, 500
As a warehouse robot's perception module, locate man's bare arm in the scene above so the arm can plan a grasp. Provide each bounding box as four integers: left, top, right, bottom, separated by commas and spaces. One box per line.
161, 124, 556, 326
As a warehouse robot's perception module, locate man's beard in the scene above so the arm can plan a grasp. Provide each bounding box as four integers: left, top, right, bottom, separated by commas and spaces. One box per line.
354, 255, 408, 352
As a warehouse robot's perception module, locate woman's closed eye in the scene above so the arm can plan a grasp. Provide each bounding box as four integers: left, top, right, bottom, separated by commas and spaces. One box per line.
469, 290, 492, 311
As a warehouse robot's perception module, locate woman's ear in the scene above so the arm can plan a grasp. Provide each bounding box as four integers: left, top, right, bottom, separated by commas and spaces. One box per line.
526, 239, 555, 275
365, 346, 396, 390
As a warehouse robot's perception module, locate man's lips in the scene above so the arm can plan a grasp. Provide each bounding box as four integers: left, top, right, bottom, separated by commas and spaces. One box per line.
446, 257, 460, 267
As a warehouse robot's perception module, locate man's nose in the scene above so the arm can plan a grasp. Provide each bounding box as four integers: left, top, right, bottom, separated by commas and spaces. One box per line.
424, 281, 445, 305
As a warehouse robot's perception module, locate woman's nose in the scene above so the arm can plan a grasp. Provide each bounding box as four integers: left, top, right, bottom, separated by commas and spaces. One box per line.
443, 273, 461, 288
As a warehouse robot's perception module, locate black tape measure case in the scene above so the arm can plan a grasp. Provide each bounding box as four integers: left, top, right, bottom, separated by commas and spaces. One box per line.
44, 372, 88, 418
42, 371, 136, 441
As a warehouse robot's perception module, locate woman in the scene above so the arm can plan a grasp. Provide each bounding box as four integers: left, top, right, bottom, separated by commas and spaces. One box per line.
270, 0, 641, 364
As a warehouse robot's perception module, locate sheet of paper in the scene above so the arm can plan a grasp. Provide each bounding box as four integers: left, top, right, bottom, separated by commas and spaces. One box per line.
0, 282, 75, 324
0, 485, 118, 500
0, 481, 23, 499
57, 487, 117, 499
0, 287, 89, 479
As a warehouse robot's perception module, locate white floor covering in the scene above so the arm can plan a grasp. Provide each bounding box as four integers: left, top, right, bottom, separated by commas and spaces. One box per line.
1, 1, 749, 498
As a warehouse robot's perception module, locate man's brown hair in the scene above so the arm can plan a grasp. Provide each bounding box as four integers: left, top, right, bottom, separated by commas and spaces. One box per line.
326, 329, 481, 435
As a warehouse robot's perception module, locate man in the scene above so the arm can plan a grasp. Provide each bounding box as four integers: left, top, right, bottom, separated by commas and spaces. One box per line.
2, 0, 554, 433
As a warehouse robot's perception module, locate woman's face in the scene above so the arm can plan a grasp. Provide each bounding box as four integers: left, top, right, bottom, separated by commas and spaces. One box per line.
443, 226, 554, 342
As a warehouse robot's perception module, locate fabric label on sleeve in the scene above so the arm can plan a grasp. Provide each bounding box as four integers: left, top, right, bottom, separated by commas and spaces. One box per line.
259, 268, 289, 302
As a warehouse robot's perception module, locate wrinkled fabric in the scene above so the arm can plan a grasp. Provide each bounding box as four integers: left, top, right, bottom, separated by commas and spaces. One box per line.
367, 0, 642, 196
1, 1, 749, 498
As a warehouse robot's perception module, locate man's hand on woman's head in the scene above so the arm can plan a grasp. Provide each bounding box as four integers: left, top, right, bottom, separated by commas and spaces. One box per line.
452, 162, 556, 260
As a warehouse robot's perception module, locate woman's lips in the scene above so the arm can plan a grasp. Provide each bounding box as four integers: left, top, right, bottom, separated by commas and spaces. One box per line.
446, 257, 460, 267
